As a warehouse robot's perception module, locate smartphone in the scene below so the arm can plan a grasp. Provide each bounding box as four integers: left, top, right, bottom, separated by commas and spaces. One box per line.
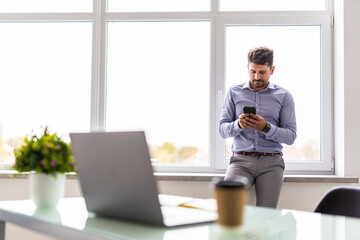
243, 106, 256, 116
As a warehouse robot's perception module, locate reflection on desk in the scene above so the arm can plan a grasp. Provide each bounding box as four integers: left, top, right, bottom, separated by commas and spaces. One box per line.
0, 197, 360, 240
85, 210, 296, 240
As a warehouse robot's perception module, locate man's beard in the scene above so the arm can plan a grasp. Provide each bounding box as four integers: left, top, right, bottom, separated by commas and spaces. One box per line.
251, 79, 266, 88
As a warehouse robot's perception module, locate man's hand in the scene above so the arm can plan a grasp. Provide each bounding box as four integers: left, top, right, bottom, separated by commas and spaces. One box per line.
238, 113, 267, 131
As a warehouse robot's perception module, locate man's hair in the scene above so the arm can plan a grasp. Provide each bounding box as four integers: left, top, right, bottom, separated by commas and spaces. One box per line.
247, 47, 274, 68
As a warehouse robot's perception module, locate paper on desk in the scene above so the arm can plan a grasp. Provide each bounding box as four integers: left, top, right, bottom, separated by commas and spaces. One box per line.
179, 199, 217, 212
159, 194, 217, 212
159, 194, 195, 207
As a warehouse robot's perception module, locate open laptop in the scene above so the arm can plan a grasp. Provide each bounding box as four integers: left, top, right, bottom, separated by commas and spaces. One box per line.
70, 131, 217, 227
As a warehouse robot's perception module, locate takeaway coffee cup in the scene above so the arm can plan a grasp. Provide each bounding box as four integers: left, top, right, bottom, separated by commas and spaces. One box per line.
214, 180, 248, 227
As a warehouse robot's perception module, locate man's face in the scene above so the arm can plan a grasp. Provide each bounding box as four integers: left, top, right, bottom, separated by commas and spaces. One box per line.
247, 62, 275, 91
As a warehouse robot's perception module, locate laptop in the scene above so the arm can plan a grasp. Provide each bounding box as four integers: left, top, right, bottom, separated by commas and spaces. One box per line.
70, 131, 217, 227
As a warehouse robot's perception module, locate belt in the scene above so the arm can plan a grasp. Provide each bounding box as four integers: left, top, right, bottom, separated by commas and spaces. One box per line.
234, 151, 281, 156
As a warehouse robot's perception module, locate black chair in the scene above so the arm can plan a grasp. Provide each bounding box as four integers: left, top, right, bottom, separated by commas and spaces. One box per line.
314, 187, 360, 218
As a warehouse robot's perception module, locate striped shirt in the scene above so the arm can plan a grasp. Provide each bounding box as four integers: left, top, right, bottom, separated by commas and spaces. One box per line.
219, 81, 297, 154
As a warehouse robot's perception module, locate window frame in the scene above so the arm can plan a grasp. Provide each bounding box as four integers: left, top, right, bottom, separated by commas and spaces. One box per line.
0, 12, 94, 169
215, 12, 333, 174
0, 0, 334, 174
102, 13, 217, 173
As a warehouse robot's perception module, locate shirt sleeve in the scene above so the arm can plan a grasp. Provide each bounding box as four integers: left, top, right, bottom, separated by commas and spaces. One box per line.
264, 92, 297, 145
218, 90, 243, 139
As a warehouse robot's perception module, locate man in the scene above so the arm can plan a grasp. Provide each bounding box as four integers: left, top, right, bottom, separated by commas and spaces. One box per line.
219, 46, 297, 208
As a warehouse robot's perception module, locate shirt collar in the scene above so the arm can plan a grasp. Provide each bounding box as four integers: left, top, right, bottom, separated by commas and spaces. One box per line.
242, 81, 275, 91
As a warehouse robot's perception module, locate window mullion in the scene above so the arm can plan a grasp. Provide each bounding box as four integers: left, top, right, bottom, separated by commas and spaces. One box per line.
214, 16, 227, 170
90, 0, 107, 132
211, 0, 219, 12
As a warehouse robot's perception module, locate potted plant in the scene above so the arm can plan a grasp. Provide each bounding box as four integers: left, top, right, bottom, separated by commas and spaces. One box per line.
13, 127, 76, 208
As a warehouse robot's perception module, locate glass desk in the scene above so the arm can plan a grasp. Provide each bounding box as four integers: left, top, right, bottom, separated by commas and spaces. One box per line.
0, 197, 360, 240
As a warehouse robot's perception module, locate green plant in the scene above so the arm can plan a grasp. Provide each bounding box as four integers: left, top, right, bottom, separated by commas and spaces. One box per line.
13, 127, 75, 177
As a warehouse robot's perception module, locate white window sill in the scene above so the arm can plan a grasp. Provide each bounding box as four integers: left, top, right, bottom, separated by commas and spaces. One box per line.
1, 170, 358, 183
154, 173, 358, 183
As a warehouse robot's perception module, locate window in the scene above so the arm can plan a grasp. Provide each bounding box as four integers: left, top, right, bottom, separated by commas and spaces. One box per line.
0, 21, 92, 168
106, 21, 210, 167
0, 0, 333, 174
216, 13, 333, 173
225, 25, 321, 162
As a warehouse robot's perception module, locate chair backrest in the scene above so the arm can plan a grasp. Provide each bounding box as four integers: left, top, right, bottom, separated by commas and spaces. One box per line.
314, 187, 360, 218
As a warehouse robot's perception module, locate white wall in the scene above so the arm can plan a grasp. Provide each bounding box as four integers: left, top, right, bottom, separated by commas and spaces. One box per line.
342, 0, 360, 177
157, 180, 356, 211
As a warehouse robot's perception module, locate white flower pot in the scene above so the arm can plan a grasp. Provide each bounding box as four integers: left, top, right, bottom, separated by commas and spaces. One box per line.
29, 172, 66, 208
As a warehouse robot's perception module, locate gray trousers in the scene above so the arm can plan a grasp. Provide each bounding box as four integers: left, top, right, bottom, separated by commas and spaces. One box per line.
224, 154, 285, 208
